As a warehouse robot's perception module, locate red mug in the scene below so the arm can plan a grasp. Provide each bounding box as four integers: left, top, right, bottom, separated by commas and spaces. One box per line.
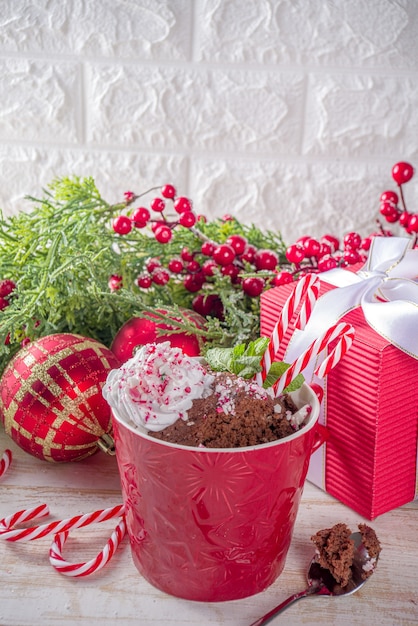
112, 383, 324, 601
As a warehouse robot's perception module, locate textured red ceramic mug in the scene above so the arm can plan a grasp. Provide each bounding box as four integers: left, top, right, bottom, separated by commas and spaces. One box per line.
111, 383, 324, 602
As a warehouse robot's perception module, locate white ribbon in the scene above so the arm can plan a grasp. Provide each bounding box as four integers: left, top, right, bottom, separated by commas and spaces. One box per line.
283, 236, 418, 374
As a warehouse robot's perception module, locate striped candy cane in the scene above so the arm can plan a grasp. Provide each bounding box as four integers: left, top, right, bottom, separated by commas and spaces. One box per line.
273, 321, 355, 397
49, 514, 127, 577
256, 274, 320, 385
0, 503, 125, 541
0, 449, 12, 479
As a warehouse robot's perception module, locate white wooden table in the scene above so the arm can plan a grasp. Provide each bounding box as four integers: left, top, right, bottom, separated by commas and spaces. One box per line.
1, 428, 417, 626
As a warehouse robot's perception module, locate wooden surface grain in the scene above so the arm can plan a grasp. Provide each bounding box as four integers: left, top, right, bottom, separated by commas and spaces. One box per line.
1, 429, 417, 626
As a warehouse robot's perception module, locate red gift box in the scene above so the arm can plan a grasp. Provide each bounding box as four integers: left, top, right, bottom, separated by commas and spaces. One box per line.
260, 239, 418, 519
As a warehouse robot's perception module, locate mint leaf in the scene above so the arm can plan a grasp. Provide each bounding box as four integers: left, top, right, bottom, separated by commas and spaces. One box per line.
205, 337, 304, 390
205, 337, 269, 378
262, 361, 305, 392
205, 347, 234, 372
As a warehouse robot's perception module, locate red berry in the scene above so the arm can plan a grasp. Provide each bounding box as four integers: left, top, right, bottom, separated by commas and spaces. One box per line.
317, 242, 332, 258
136, 274, 152, 289
343, 232, 362, 250
212, 244, 236, 266
201, 241, 216, 256
242, 276, 265, 297
132, 207, 150, 226
112, 215, 132, 235
317, 255, 338, 272
154, 225, 173, 244
286, 244, 305, 264
0, 296, 10, 310
226, 234, 247, 255
241, 244, 257, 263
380, 190, 398, 204
254, 249, 278, 271
384, 207, 401, 223
379, 201, 397, 216
303, 238, 321, 257
192, 294, 223, 318
124, 191, 135, 202
167, 258, 184, 273
272, 271, 294, 286
152, 268, 170, 285
151, 220, 165, 232
392, 161, 414, 185
183, 273, 205, 292
181, 247, 194, 262
108, 274, 123, 291
146, 257, 161, 272
150, 198, 165, 212
161, 184, 176, 199
221, 264, 240, 281
321, 234, 340, 253
186, 260, 201, 273
173, 196, 192, 214
360, 237, 372, 251
179, 211, 197, 228
407, 214, 418, 233
343, 249, 361, 265
399, 211, 410, 227
201, 259, 218, 277
0, 279, 16, 297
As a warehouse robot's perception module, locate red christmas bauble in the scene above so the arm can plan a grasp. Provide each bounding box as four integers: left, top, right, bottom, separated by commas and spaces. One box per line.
111, 308, 206, 363
0, 334, 120, 463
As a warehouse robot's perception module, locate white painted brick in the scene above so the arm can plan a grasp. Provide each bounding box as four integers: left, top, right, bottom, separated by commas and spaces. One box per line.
303, 73, 418, 158
0, 146, 188, 218
87, 64, 304, 153
0, 0, 191, 60
197, 0, 418, 70
189, 158, 414, 244
0, 0, 416, 251
0, 58, 80, 143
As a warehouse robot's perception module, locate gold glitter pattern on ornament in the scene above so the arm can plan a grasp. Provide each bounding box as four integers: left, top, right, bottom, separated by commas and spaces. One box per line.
0, 333, 120, 463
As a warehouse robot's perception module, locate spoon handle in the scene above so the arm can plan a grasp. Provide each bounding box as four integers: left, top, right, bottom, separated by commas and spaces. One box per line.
249, 587, 315, 625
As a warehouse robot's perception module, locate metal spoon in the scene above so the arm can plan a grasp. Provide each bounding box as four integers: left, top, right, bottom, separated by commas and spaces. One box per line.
249, 532, 378, 625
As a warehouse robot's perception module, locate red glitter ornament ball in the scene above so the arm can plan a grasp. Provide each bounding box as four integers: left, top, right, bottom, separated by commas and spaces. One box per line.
0, 334, 120, 463
111, 308, 206, 363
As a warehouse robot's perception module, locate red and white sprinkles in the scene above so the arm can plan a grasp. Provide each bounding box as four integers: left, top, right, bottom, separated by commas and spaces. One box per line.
103, 341, 214, 432
0, 450, 126, 576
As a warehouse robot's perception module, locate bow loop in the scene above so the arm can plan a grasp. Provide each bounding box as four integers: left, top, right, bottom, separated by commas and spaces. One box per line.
282, 237, 418, 369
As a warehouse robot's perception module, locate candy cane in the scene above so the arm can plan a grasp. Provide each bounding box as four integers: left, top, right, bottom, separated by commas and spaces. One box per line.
273, 322, 355, 396
256, 274, 320, 385
0, 503, 125, 542
0, 449, 12, 479
49, 514, 127, 577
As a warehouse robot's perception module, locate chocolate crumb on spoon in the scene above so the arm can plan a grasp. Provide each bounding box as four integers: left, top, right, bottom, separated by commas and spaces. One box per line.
249, 523, 381, 625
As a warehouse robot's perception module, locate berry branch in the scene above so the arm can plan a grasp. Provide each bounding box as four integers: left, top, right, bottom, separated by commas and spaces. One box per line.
0, 161, 415, 376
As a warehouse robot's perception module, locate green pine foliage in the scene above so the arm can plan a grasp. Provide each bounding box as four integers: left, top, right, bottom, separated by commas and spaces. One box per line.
0, 176, 287, 375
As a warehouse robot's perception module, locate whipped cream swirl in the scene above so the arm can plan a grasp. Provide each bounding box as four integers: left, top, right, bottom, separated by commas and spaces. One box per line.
103, 342, 214, 431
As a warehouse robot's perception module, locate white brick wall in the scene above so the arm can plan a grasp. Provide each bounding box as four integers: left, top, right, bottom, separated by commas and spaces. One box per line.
1, 0, 417, 244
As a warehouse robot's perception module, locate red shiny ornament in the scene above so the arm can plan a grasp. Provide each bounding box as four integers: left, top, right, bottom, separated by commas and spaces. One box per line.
0, 334, 120, 463
111, 308, 206, 363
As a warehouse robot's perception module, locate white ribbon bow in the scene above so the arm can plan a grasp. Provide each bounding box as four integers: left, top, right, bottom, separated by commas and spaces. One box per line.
283, 236, 418, 374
